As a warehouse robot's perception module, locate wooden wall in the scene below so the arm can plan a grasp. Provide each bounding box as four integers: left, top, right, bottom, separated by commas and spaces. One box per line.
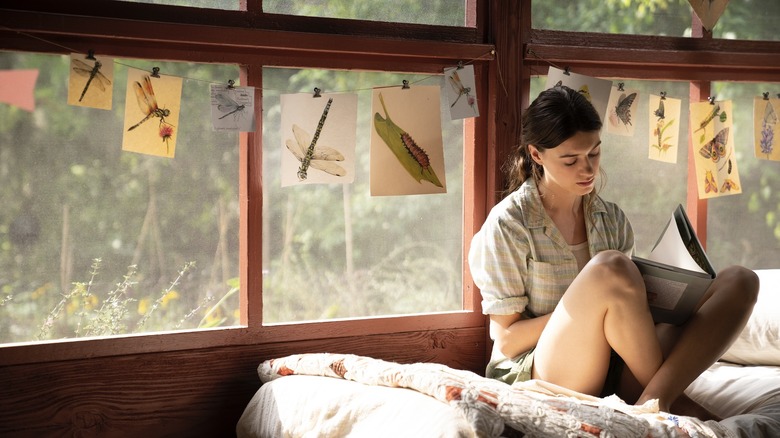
0, 327, 487, 437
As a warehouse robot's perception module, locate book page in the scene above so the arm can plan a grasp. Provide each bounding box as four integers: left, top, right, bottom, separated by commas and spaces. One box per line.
646, 213, 707, 273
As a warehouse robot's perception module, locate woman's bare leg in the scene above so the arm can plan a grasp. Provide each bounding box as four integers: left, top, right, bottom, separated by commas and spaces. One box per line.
635, 265, 759, 413
532, 250, 663, 396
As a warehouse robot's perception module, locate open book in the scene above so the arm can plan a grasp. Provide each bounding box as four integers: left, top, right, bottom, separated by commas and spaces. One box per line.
632, 204, 716, 325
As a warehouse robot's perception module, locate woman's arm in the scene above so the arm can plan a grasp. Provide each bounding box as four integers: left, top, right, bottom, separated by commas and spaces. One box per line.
489, 312, 552, 359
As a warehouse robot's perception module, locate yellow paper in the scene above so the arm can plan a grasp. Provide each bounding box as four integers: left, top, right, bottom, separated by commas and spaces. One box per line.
754, 96, 780, 161
122, 68, 182, 158
370, 85, 447, 196
648, 94, 681, 164
690, 100, 741, 199
68, 53, 113, 110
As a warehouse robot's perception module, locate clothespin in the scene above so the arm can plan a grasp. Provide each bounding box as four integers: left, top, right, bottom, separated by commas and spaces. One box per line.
660, 91, 667, 100
456, 61, 464, 70
708, 96, 716, 105
227, 79, 235, 89
86, 50, 96, 61
764, 92, 770, 100
313, 87, 322, 98
617, 82, 625, 91
563, 66, 571, 76
151, 67, 161, 78
402, 80, 410, 89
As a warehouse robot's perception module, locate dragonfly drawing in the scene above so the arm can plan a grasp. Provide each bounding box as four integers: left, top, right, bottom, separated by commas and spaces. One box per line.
448, 69, 476, 112
285, 123, 345, 180
215, 92, 246, 120
72, 58, 111, 102
128, 75, 171, 132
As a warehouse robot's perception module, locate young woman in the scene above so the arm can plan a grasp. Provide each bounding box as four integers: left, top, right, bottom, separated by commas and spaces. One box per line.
468, 85, 759, 418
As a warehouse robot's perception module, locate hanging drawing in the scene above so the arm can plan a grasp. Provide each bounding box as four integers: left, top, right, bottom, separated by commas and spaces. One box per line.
606, 84, 639, 137
690, 99, 741, 199
647, 93, 682, 164
370, 85, 446, 196
688, 0, 730, 31
210, 83, 255, 132
122, 67, 182, 158
754, 95, 780, 161
545, 67, 613, 127
443, 64, 479, 120
68, 53, 113, 110
280, 91, 357, 186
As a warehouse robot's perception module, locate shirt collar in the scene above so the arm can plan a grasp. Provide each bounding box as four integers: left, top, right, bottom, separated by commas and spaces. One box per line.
518, 178, 607, 228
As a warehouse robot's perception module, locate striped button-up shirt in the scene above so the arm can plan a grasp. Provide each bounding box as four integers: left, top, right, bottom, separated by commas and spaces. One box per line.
469, 178, 635, 318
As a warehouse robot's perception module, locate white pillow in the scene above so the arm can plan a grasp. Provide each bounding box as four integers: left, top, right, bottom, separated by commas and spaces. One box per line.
721, 269, 780, 366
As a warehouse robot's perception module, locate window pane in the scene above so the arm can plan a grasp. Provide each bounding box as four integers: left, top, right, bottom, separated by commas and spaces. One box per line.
707, 82, 780, 269
530, 78, 691, 257
714, 0, 780, 42
532, 1, 694, 37
263, 0, 467, 26
113, 0, 241, 10
262, 68, 463, 323
0, 52, 240, 345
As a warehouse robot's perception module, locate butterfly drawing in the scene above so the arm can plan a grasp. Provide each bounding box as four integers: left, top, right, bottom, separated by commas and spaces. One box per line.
698, 127, 729, 163
704, 170, 718, 194
609, 92, 637, 128
721, 178, 739, 192
654, 99, 665, 119
764, 100, 778, 125
285, 124, 346, 180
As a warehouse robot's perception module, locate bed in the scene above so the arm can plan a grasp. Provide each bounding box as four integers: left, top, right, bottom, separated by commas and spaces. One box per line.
237, 269, 780, 438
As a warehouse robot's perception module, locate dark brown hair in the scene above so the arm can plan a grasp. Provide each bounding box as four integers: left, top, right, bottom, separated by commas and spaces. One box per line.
503, 85, 603, 196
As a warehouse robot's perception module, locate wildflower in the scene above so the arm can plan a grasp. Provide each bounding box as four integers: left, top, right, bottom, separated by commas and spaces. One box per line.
161, 290, 180, 308
138, 297, 151, 315
159, 124, 174, 153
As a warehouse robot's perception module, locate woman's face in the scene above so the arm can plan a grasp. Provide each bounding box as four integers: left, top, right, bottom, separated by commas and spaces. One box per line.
529, 130, 601, 197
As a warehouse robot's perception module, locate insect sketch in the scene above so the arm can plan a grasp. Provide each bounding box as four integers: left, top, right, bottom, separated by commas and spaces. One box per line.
72, 58, 111, 102
698, 127, 729, 163
447, 69, 476, 112
609, 92, 637, 130
285, 98, 345, 181
128, 75, 174, 152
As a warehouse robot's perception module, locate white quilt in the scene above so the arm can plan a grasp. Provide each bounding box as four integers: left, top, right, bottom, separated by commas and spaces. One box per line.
241, 353, 734, 438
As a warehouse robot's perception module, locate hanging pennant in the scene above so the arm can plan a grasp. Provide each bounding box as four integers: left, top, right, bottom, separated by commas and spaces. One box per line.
370, 85, 446, 196
121, 67, 182, 158
545, 67, 613, 127
688, 0, 730, 32
754, 95, 780, 161
443, 64, 479, 120
210, 82, 256, 132
68, 53, 114, 110
606, 83, 639, 137
279, 91, 357, 187
690, 99, 742, 199
0, 69, 38, 112
648, 93, 682, 164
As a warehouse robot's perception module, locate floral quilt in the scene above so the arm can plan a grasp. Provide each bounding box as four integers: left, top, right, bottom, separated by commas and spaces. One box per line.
258, 353, 734, 438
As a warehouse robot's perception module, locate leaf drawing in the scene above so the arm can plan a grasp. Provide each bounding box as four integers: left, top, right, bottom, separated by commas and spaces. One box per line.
373, 92, 443, 187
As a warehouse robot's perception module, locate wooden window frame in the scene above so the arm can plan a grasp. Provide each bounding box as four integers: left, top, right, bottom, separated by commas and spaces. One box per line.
0, 0, 494, 367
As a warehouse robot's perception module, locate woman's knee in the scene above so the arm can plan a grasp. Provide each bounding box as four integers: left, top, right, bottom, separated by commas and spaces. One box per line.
582, 250, 645, 299
713, 265, 759, 309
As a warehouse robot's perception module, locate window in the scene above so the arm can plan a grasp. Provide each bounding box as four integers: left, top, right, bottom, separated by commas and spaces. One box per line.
527, 1, 780, 272
264, 0, 468, 26
262, 68, 464, 323
0, 52, 240, 345
0, 1, 486, 358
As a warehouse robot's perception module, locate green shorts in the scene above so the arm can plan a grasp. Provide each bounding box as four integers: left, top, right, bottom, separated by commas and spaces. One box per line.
486, 348, 625, 397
